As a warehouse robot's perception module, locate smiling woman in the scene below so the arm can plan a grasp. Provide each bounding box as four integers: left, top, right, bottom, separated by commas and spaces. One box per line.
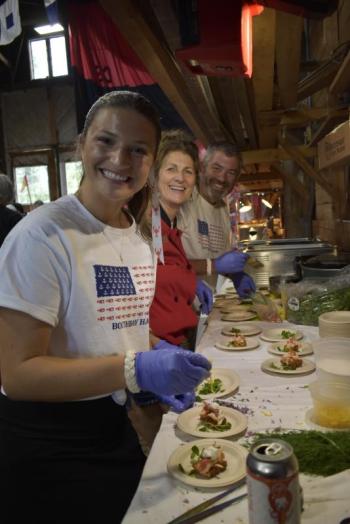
149, 130, 213, 354
0, 92, 212, 524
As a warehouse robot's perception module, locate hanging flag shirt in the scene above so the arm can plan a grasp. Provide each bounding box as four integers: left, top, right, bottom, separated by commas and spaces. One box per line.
178, 186, 231, 259
0, 0, 21, 46
0, 195, 155, 360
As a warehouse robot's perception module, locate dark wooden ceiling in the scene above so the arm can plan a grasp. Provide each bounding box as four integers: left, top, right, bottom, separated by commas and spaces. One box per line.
100, 0, 349, 185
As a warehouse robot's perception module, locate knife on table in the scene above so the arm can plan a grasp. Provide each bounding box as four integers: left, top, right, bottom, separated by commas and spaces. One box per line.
167, 482, 246, 524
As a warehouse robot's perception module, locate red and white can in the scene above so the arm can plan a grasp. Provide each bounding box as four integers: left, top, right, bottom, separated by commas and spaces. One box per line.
246, 438, 301, 524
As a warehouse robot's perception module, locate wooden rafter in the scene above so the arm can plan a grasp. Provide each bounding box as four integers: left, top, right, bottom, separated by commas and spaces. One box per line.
99, 0, 213, 144
279, 140, 338, 199
270, 163, 307, 201
309, 113, 349, 146
233, 77, 259, 149
275, 10, 302, 109
252, 7, 276, 148
297, 45, 348, 101
259, 107, 348, 128
207, 77, 246, 148
241, 145, 316, 166
329, 49, 350, 95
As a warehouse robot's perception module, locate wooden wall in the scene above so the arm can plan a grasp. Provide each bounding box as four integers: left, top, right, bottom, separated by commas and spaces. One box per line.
309, 2, 350, 253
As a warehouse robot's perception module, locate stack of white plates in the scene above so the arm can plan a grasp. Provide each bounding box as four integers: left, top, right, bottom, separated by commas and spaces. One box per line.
319, 311, 350, 338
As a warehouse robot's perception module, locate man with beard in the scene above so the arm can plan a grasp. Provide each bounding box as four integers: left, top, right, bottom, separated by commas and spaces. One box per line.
178, 142, 256, 298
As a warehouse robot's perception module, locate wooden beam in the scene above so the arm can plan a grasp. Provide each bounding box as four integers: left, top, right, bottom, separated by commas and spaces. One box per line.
259, 107, 348, 128
309, 113, 349, 146
270, 163, 308, 201
233, 77, 259, 149
279, 140, 337, 199
275, 10, 302, 109
297, 47, 346, 101
99, 0, 212, 144
208, 77, 246, 148
241, 145, 316, 166
329, 49, 350, 95
252, 7, 276, 147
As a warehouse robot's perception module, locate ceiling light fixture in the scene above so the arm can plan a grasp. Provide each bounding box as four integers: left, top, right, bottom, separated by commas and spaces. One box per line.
240, 202, 252, 213
34, 23, 64, 35
261, 198, 272, 209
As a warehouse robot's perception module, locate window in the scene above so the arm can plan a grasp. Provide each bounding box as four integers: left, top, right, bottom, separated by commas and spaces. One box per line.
14, 166, 50, 204
29, 34, 68, 80
60, 161, 83, 195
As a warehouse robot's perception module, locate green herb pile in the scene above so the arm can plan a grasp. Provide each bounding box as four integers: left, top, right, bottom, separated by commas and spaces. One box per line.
250, 430, 350, 476
286, 287, 350, 326
230, 327, 241, 334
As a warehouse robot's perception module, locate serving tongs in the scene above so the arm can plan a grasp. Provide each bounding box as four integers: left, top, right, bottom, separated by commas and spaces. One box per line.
166, 483, 247, 524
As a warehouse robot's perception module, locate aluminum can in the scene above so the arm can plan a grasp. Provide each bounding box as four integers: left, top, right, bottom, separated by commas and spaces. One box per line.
246, 438, 301, 524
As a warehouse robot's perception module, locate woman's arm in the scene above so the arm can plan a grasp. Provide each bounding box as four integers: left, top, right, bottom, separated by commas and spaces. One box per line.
0, 308, 126, 402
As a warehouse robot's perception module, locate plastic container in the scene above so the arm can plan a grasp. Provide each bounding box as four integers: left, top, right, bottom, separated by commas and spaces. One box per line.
313, 337, 350, 385
308, 381, 350, 428
319, 311, 350, 338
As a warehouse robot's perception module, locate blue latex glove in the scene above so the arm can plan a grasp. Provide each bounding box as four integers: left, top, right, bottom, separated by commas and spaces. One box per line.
135, 348, 211, 396
158, 392, 195, 413
231, 271, 256, 298
214, 250, 249, 275
196, 279, 213, 314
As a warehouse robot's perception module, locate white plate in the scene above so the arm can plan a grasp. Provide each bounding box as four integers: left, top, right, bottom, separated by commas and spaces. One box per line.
261, 357, 315, 376
260, 328, 303, 342
167, 438, 247, 488
221, 311, 257, 322
196, 368, 240, 399
305, 408, 350, 432
221, 323, 262, 337
177, 405, 248, 438
268, 341, 313, 357
215, 337, 260, 351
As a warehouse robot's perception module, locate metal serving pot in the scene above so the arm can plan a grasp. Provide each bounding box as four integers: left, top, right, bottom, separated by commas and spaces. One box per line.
298, 254, 350, 279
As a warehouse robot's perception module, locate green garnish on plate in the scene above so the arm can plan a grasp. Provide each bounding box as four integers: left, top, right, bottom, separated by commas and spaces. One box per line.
198, 378, 224, 395
198, 417, 232, 432
281, 330, 295, 339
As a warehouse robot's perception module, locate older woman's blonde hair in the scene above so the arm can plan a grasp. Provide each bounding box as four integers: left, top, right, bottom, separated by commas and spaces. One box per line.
154, 129, 200, 181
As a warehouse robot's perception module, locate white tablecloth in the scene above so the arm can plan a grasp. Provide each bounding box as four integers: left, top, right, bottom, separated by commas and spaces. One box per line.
123, 312, 350, 524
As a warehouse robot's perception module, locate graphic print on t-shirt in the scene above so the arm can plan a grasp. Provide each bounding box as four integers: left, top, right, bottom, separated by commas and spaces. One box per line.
197, 219, 225, 253
93, 264, 154, 329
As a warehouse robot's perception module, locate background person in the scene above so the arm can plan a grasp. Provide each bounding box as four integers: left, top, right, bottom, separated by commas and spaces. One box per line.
150, 130, 213, 354
178, 141, 256, 298
0, 174, 23, 247
0, 91, 210, 524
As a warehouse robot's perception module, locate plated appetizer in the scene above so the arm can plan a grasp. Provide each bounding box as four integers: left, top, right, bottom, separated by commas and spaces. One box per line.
226, 334, 247, 347
260, 327, 303, 342
179, 444, 227, 479
276, 337, 302, 353
279, 350, 303, 370
167, 438, 247, 488
268, 340, 313, 357
196, 369, 240, 400
261, 356, 315, 376
198, 401, 232, 433
176, 404, 247, 438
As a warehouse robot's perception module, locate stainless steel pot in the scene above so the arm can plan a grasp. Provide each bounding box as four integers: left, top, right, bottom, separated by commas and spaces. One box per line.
299, 253, 350, 279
